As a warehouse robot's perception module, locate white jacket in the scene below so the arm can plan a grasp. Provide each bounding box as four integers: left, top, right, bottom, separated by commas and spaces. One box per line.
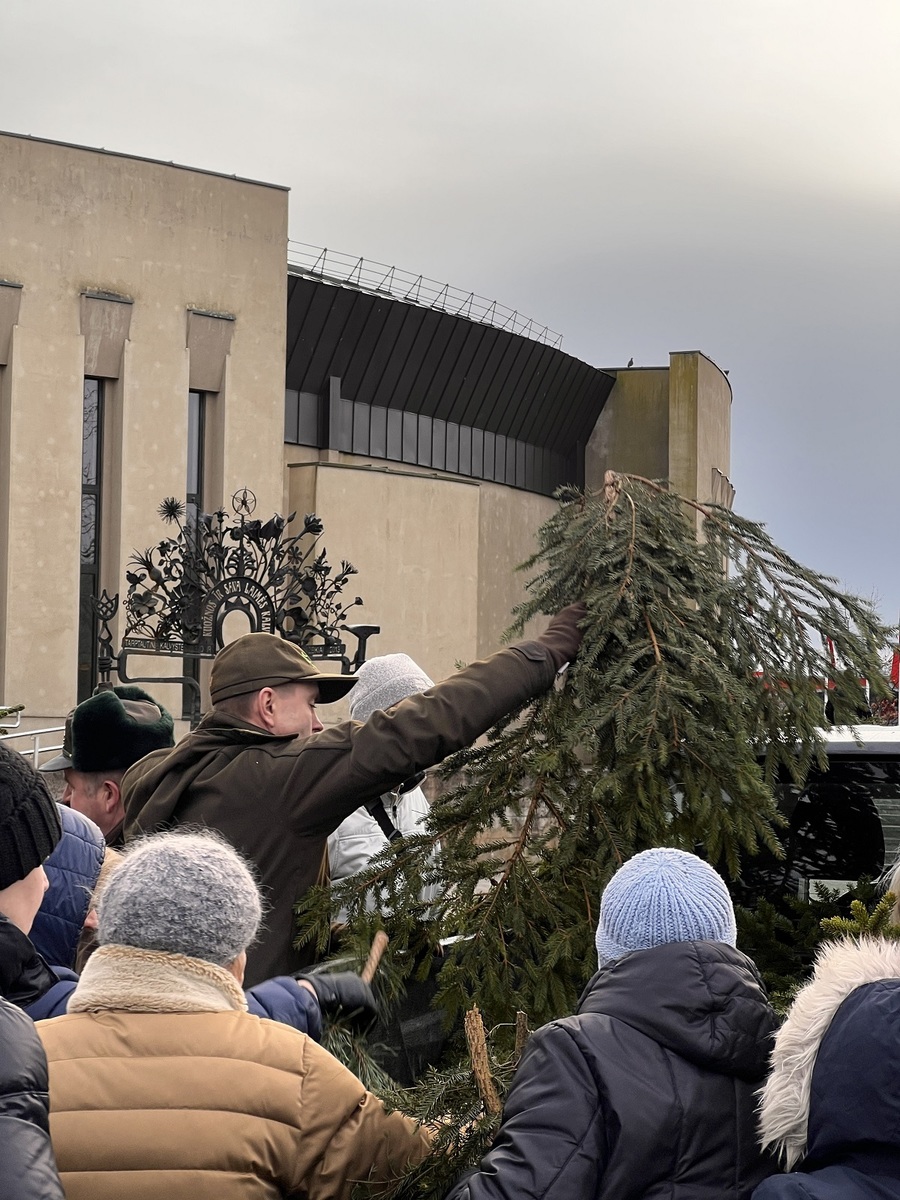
333, 652, 440, 920
328, 784, 440, 918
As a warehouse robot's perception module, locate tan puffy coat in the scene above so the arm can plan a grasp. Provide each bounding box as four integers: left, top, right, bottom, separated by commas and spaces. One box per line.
37, 948, 431, 1200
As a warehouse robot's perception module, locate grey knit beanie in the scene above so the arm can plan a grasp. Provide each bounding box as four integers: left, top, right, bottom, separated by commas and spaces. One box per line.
595, 847, 736, 967
349, 653, 434, 723
97, 831, 262, 967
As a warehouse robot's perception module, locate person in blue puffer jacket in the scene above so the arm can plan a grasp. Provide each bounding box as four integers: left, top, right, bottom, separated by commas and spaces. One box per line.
25, 804, 375, 1035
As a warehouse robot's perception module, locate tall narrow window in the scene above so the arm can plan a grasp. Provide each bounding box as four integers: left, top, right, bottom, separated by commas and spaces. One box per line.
186, 390, 206, 529
77, 379, 103, 701
183, 391, 206, 718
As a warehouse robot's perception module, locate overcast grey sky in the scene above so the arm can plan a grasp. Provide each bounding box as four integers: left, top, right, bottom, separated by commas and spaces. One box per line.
4, 0, 899, 622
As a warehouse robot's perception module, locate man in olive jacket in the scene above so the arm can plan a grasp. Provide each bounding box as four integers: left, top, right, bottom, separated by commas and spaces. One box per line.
121, 607, 584, 986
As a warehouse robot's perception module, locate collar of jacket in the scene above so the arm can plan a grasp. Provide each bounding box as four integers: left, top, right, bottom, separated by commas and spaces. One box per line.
0, 912, 59, 1007
576, 940, 777, 1080
68, 944, 248, 1015
195, 710, 300, 743
759, 936, 900, 1170
122, 710, 299, 837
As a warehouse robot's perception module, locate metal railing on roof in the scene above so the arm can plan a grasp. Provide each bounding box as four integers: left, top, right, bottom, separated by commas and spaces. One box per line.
287, 242, 564, 350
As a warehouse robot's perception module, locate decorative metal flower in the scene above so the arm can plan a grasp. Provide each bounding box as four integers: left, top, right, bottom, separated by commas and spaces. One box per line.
231, 488, 257, 516
130, 590, 162, 617
158, 497, 186, 524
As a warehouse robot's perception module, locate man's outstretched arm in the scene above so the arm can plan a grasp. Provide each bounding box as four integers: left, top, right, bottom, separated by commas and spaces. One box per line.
286, 604, 586, 835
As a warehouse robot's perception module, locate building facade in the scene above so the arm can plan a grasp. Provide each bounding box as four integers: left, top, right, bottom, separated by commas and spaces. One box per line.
0, 131, 732, 728
0, 132, 287, 724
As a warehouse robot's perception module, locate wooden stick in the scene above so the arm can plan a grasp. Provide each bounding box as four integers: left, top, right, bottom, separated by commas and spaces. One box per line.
513, 1011, 530, 1066
464, 1006, 501, 1116
360, 930, 389, 984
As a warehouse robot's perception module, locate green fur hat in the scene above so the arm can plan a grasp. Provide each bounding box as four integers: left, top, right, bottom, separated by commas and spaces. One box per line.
40, 685, 175, 775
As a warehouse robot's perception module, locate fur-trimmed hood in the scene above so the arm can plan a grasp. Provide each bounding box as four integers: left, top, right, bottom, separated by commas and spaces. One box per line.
759, 937, 900, 1170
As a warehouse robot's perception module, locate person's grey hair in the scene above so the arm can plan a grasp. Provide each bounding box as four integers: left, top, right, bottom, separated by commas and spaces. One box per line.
97, 829, 263, 967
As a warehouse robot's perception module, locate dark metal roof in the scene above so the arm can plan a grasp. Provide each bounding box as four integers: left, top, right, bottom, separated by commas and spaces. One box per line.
286, 273, 614, 454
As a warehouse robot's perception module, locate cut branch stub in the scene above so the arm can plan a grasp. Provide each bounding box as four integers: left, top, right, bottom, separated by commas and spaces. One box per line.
360, 930, 389, 984
464, 1006, 502, 1116
513, 1010, 530, 1067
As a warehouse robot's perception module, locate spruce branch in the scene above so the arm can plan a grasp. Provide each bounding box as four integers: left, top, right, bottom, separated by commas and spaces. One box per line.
820, 892, 900, 940
299, 473, 892, 1043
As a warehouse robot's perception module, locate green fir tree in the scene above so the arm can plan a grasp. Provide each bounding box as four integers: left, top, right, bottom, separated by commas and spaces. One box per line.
297, 474, 891, 1196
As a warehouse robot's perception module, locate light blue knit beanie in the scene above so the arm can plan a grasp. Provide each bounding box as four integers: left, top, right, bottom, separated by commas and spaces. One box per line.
595, 847, 736, 966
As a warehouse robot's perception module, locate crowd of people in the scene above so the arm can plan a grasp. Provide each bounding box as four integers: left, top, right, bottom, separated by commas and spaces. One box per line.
1, 609, 899, 1198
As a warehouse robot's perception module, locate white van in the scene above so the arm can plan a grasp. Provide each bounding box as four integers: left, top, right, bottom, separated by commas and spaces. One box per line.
740, 724, 900, 899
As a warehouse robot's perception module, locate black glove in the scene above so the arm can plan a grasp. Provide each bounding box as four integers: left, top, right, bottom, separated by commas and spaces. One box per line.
537, 602, 587, 671
293, 971, 378, 1032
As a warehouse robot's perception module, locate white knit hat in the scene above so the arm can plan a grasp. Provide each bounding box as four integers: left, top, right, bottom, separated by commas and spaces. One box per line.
595, 848, 736, 966
349, 653, 434, 723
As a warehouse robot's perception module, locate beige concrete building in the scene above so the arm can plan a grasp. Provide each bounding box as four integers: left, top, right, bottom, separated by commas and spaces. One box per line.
586, 354, 735, 514
0, 132, 287, 725
0, 131, 732, 732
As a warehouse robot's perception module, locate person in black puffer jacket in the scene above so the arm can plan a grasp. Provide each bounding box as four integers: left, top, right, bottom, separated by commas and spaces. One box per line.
0, 744, 65, 1199
445, 848, 780, 1200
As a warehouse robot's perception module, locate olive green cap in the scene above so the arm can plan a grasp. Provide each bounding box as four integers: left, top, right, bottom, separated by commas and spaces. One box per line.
209, 633, 356, 705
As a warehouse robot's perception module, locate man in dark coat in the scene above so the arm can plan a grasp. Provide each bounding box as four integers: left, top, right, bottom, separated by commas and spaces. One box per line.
122, 609, 584, 985
0, 745, 66, 1199
40, 685, 175, 848
446, 849, 779, 1200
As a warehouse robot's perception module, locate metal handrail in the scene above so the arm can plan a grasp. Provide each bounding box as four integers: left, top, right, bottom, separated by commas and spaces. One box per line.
287, 242, 564, 349
0, 724, 65, 768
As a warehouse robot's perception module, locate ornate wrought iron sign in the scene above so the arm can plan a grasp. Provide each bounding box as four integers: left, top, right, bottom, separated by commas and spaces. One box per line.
92, 490, 378, 712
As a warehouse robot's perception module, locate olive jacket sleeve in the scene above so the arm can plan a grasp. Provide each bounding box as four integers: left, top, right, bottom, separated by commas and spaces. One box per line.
123, 640, 560, 840
275, 641, 559, 835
